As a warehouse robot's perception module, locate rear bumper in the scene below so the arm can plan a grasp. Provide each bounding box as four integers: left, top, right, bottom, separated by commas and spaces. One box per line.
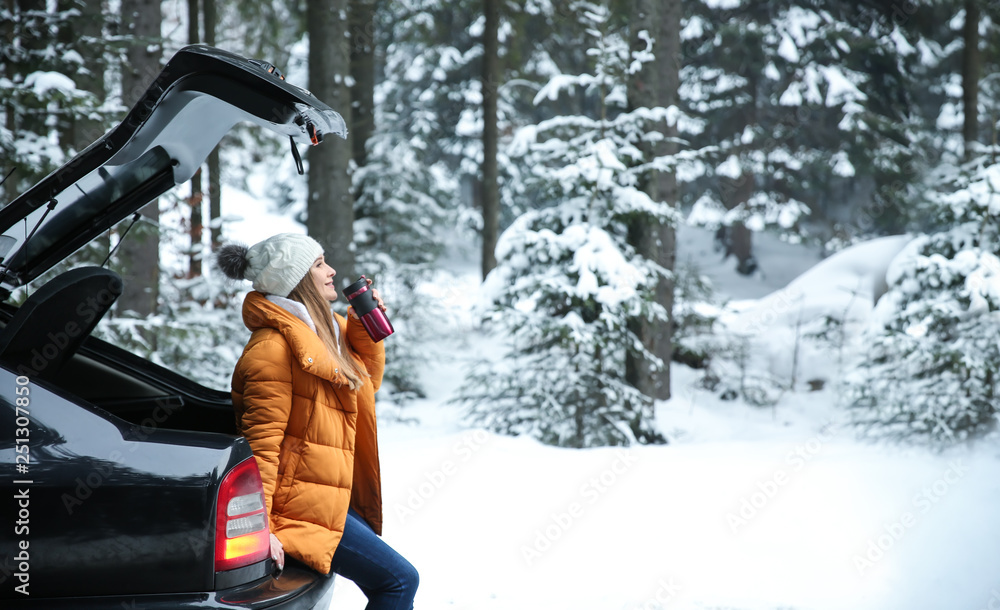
4, 563, 336, 610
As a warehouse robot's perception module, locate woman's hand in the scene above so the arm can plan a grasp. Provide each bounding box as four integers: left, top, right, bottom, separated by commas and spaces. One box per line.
371, 287, 387, 312
347, 277, 388, 320
270, 533, 284, 570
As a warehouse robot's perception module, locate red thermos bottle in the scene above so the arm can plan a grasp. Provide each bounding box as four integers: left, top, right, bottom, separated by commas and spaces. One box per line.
343, 276, 394, 342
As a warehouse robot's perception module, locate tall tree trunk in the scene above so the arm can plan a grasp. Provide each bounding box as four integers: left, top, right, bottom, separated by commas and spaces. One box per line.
308, 0, 355, 285
60, 0, 109, 260
349, 0, 375, 172
722, 37, 759, 278
625, 0, 657, 404
118, 0, 162, 316
1, 4, 15, 206
60, 0, 106, 153
204, 0, 222, 250
481, 0, 500, 280
12, 0, 47, 164
186, 0, 203, 278
719, 171, 757, 275
626, 0, 680, 409
187, 168, 204, 278
962, 0, 980, 158
653, 0, 681, 401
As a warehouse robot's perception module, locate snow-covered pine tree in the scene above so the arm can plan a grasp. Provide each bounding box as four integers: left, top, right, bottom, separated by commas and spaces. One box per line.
351, 60, 458, 410
681, 1, 919, 263
1, 1, 107, 201
842, 3, 1000, 444
896, 1, 1000, 181
343, 0, 485, 414
456, 1, 694, 448
846, 156, 1000, 444
356, 0, 466, 267
374, 0, 481, 173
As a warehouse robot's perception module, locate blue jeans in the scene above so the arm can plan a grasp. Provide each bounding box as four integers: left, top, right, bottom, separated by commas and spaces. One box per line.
330, 509, 419, 610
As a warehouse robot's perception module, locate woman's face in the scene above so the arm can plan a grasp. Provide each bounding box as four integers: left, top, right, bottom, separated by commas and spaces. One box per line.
310, 255, 338, 302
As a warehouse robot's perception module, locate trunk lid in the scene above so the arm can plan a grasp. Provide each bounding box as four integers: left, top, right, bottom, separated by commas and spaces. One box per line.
0, 45, 345, 295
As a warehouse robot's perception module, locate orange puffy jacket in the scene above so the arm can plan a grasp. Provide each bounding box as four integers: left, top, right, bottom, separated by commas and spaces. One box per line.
231, 291, 384, 574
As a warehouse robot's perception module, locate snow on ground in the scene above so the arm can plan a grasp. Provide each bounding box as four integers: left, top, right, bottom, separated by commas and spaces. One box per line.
326, 228, 1000, 610
343, 357, 1000, 610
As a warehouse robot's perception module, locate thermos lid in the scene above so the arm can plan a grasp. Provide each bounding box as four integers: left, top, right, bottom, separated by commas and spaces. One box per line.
344, 276, 368, 299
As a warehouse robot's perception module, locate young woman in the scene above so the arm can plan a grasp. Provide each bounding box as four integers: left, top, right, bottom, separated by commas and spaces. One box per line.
217, 233, 418, 610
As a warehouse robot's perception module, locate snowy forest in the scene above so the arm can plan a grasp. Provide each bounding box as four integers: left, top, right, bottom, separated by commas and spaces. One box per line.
5, 0, 1000, 608
6, 0, 999, 448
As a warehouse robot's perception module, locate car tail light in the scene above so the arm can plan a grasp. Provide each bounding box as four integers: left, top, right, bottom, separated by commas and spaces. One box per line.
215, 457, 270, 572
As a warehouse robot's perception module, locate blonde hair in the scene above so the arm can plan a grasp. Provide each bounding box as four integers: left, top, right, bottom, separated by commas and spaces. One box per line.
287, 273, 367, 390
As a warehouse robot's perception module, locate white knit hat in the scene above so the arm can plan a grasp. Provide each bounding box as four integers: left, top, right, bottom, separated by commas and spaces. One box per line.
216, 233, 323, 298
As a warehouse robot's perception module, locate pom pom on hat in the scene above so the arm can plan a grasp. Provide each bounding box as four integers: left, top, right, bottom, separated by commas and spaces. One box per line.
216, 233, 323, 297
216, 243, 250, 280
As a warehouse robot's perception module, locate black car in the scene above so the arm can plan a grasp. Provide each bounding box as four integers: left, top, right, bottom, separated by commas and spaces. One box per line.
0, 45, 346, 608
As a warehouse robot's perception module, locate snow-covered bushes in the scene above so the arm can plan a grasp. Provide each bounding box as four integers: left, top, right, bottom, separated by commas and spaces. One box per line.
677, 235, 911, 410
667, 263, 789, 407
670, 261, 719, 370
847, 160, 1000, 443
